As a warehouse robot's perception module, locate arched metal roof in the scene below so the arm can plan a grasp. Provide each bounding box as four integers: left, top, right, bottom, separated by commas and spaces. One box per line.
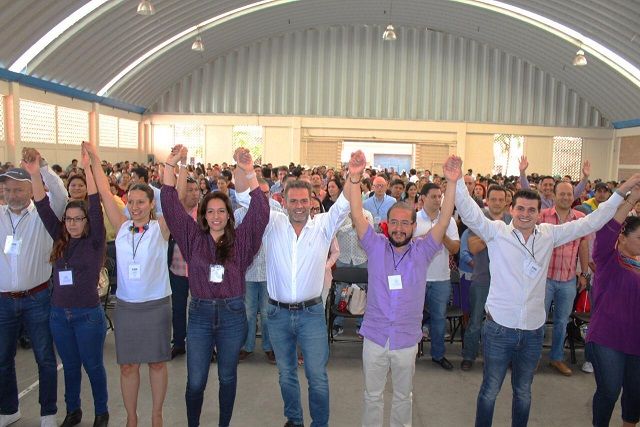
0, 0, 638, 122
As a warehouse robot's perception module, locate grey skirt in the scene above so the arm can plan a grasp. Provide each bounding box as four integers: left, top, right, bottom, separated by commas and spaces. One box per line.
114, 296, 171, 365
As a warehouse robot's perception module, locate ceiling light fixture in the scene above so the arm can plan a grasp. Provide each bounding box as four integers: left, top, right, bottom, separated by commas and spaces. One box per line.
191, 35, 204, 51
383, 25, 397, 41
136, 0, 156, 16
573, 49, 587, 66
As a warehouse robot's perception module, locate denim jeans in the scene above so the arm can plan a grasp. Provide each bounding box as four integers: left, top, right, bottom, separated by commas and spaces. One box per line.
425, 280, 452, 360
462, 283, 490, 361
267, 302, 329, 427
0, 288, 57, 416
544, 278, 576, 361
333, 261, 367, 328
49, 305, 108, 415
185, 297, 247, 427
475, 319, 544, 427
588, 342, 640, 426
243, 281, 271, 352
169, 271, 189, 349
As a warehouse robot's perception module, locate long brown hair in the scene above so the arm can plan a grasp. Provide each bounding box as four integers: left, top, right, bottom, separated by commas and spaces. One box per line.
50, 200, 90, 263
198, 192, 235, 264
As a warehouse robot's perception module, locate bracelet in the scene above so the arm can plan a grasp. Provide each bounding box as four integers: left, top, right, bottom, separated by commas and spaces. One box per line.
165, 162, 176, 168
349, 175, 362, 184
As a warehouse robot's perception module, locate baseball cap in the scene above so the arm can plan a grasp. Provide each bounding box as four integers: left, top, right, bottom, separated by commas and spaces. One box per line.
0, 168, 31, 182
594, 182, 610, 192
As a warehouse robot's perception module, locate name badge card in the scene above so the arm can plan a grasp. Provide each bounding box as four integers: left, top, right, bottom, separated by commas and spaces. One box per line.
209, 264, 225, 283
374, 216, 381, 224
128, 263, 142, 280
523, 259, 542, 279
59, 269, 74, 286
388, 274, 403, 290
4, 235, 22, 256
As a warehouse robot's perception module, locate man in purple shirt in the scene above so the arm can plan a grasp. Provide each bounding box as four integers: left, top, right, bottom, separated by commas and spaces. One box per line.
343, 153, 460, 427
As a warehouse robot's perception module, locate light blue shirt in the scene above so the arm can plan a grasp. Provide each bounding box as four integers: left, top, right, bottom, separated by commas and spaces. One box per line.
362, 194, 396, 223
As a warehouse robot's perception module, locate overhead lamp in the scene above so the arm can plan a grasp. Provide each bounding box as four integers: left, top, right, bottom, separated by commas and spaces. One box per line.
136, 0, 155, 16
191, 35, 204, 51
383, 24, 397, 41
573, 49, 587, 66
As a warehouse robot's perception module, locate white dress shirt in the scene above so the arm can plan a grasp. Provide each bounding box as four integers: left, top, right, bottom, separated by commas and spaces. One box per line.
454, 179, 623, 330
415, 209, 459, 281
0, 166, 68, 292
237, 190, 351, 303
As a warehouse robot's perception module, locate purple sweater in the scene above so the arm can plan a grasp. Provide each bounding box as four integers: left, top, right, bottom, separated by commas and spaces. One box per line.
35, 193, 106, 308
160, 185, 269, 299
587, 218, 640, 356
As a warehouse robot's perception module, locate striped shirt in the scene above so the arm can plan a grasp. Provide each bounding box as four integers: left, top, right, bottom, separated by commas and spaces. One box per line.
540, 207, 588, 281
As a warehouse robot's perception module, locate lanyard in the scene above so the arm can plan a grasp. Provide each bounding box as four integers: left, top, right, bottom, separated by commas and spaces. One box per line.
7, 211, 28, 235
373, 197, 385, 215
512, 230, 536, 261
390, 243, 412, 271
131, 224, 149, 261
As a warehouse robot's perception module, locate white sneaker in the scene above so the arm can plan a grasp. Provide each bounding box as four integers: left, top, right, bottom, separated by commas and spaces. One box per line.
40, 414, 57, 427
0, 410, 21, 427
581, 361, 594, 373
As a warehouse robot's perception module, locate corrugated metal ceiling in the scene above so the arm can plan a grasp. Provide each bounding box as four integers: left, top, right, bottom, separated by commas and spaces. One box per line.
0, 0, 638, 121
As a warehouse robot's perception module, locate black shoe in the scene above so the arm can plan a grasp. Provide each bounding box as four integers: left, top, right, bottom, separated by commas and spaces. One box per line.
19, 336, 31, 349
61, 408, 82, 427
284, 421, 304, 427
460, 360, 473, 371
171, 346, 185, 359
93, 412, 109, 427
432, 357, 453, 371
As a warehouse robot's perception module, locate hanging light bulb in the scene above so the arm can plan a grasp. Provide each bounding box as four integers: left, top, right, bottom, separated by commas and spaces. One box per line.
136, 0, 155, 16
573, 49, 587, 66
191, 35, 204, 52
383, 24, 397, 41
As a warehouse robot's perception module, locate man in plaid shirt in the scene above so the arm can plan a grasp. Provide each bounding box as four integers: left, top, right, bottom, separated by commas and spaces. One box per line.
540, 180, 590, 376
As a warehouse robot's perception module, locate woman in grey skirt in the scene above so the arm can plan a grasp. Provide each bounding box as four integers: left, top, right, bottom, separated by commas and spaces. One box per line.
87, 141, 172, 427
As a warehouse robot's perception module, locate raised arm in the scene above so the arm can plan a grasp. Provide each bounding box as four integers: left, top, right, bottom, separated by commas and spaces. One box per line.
518, 155, 530, 190
573, 160, 590, 199
83, 140, 127, 231
162, 145, 186, 188
80, 144, 97, 196
430, 155, 458, 244
232, 148, 259, 193
22, 155, 61, 240
343, 150, 369, 239
22, 148, 68, 218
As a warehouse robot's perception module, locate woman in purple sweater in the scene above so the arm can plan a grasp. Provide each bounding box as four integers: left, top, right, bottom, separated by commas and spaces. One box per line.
588, 185, 640, 427
161, 145, 269, 427
23, 147, 109, 427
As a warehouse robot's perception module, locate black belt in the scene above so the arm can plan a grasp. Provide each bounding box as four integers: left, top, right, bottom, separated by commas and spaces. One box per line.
269, 296, 322, 310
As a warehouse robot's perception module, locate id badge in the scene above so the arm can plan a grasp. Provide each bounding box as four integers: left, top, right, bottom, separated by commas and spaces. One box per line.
523, 259, 541, 279
388, 274, 403, 290
128, 263, 142, 280
374, 216, 381, 224
209, 264, 224, 283
58, 269, 74, 286
3, 235, 22, 256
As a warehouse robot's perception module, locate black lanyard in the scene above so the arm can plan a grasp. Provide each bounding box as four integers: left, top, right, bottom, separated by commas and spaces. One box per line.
512, 230, 536, 261
390, 243, 412, 271
7, 211, 28, 235
373, 197, 385, 215
131, 225, 149, 261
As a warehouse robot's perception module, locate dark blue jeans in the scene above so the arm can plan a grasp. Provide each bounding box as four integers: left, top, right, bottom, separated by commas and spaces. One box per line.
475, 319, 544, 427
169, 271, 189, 349
185, 297, 247, 427
50, 305, 108, 415
588, 342, 640, 426
0, 288, 57, 416
462, 283, 490, 361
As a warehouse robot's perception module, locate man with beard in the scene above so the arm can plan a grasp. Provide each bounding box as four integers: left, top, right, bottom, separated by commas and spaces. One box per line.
343, 156, 458, 427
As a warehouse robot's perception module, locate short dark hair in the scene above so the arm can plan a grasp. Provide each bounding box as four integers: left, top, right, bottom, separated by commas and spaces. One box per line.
622, 216, 640, 236
539, 175, 555, 184
131, 167, 149, 183
391, 178, 405, 188
420, 183, 440, 196
388, 201, 417, 223
512, 189, 541, 210
284, 179, 313, 199
486, 184, 507, 199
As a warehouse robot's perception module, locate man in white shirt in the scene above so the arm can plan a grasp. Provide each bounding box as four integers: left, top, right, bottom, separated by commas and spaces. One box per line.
449, 154, 640, 427
236, 151, 365, 427
0, 149, 68, 427
414, 183, 460, 370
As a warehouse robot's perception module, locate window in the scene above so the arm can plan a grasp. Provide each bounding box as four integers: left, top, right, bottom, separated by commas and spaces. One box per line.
99, 114, 118, 147
20, 100, 56, 144
0, 96, 5, 141
493, 134, 524, 176
552, 137, 583, 179
118, 118, 138, 149
57, 106, 88, 145
175, 123, 204, 165
232, 125, 264, 165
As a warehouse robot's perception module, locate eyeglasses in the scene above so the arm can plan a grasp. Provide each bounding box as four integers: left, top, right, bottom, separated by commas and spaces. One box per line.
310, 207, 321, 213
388, 220, 414, 227
63, 216, 87, 224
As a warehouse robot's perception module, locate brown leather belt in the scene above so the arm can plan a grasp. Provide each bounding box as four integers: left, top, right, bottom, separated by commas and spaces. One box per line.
0, 282, 49, 299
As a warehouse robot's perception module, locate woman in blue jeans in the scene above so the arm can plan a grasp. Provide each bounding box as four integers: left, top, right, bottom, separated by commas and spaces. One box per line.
161, 145, 269, 427
24, 147, 109, 427
587, 187, 640, 427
